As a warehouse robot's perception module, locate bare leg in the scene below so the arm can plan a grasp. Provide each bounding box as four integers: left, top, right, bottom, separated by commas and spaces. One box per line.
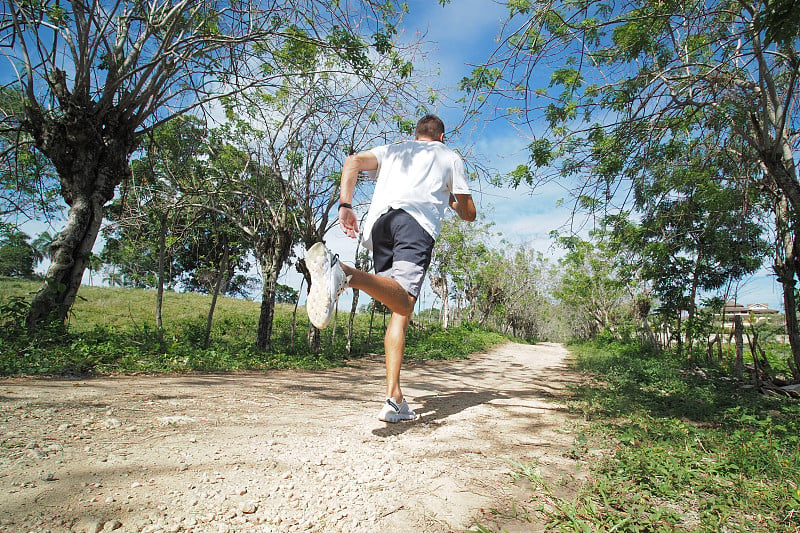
341, 264, 416, 401
341, 264, 415, 316
385, 312, 411, 400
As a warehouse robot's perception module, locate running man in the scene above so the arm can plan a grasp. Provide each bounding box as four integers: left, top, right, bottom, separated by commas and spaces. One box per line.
305, 114, 476, 422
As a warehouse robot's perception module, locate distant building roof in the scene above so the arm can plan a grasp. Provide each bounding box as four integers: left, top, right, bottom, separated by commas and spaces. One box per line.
723, 301, 748, 313
723, 301, 779, 314
747, 303, 779, 314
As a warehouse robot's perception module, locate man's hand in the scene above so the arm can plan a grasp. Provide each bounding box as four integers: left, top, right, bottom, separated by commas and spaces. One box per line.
339, 206, 359, 238
450, 193, 477, 222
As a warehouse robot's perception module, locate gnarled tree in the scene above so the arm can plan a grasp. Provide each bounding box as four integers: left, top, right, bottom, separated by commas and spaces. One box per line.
0, 0, 410, 330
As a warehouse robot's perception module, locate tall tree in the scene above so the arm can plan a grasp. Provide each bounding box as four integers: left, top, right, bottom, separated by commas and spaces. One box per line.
631, 136, 768, 354
0, 0, 412, 330
0, 224, 37, 278
215, 26, 427, 352
467, 0, 799, 369
429, 214, 497, 327
104, 116, 252, 340
554, 231, 629, 340
498, 245, 553, 340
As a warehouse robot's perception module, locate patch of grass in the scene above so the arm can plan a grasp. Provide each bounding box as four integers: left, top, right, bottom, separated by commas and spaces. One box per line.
480, 339, 800, 532
0, 278, 512, 376
406, 320, 510, 360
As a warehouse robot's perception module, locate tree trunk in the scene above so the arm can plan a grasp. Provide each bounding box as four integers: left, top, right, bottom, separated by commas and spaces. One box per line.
308, 323, 321, 354
634, 297, 658, 349
295, 258, 321, 354
156, 213, 168, 337
773, 194, 800, 380
748, 322, 773, 386
256, 273, 278, 353
290, 278, 305, 351
367, 305, 376, 351
429, 273, 449, 329
685, 253, 702, 353
255, 237, 292, 351
347, 289, 360, 355
441, 289, 449, 329
24, 98, 134, 330
734, 315, 744, 380
780, 276, 800, 381
330, 308, 338, 347
26, 194, 106, 329
346, 243, 366, 355
203, 244, 229, 350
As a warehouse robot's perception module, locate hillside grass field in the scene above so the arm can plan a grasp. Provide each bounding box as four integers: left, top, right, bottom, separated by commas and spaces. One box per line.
0, 277, 508, 376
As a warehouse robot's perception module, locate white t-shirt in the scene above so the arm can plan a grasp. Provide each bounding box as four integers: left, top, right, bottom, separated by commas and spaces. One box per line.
361, 140, 471, 251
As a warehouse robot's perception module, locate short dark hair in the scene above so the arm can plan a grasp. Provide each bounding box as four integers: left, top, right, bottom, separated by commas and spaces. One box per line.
415, 114, 445, 140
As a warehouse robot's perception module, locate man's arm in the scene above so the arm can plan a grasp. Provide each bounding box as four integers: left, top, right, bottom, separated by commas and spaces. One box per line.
339, 151, 379, 238
450, 193, 477, 222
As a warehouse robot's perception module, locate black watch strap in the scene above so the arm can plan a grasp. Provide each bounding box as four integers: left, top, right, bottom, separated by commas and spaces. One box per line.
339, 203, 352, 210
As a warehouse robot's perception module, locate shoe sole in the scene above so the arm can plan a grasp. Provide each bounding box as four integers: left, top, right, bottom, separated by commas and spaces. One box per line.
379, 415, 415, 423
379, 412, 416, 423
306, 243, 331, 329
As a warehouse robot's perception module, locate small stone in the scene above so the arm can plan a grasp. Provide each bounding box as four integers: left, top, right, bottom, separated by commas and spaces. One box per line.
72, 517, 104, 533
27, 448, 46, 459
103, 418, 123, 429
102, 520, 122, 532
239, 501, 258, 514
157, 416, 196, 426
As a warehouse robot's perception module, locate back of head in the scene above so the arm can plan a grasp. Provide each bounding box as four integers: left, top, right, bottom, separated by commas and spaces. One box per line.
415, 115, 445, 141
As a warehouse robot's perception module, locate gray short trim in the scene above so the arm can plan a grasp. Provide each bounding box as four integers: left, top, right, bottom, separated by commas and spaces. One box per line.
376, 260, 427, 299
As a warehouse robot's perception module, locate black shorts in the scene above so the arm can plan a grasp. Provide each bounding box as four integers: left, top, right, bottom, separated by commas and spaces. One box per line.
371, 208, 435, 298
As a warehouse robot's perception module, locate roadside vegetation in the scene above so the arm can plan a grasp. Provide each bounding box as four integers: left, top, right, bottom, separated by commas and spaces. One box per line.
482, 339, 800, 532
0, 278, 509, 376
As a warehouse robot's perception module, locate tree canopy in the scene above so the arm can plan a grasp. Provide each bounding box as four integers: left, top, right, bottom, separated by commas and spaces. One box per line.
0, 0, 418, 329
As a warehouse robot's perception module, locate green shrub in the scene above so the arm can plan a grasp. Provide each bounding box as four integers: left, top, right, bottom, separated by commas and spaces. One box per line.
481, 340, 800, 532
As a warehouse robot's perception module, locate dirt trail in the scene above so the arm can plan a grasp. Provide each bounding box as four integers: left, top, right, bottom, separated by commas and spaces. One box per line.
1, 342, 583, 533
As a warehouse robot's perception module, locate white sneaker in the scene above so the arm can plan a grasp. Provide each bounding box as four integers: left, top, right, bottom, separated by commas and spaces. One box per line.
378, 398, 416, 423
306, 242, 349, 329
